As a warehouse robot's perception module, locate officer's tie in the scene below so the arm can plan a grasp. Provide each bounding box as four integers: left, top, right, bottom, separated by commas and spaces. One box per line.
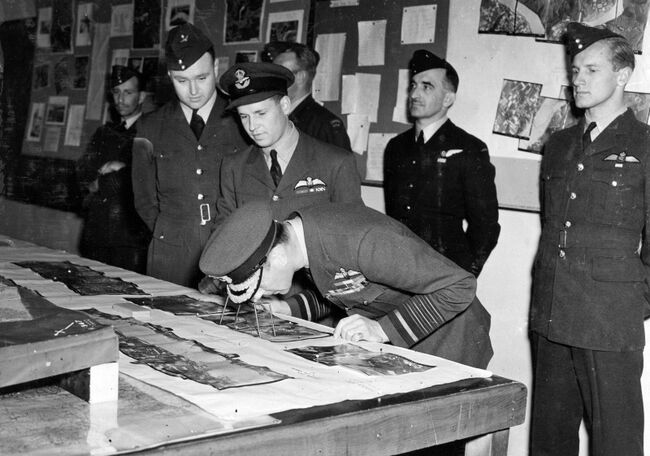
270, 149, 282, 187
416, 130, 425, 146
190, 109, 205, 140
582, 121, 597, 150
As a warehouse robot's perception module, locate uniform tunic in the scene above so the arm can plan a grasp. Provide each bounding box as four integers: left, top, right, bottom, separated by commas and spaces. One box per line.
294, 203, 493, 368
77, 121, 149, 272
531, 109, 650, 351
132, 95, 247, 287
289, 95, 352, 151
384, 120, 500, 276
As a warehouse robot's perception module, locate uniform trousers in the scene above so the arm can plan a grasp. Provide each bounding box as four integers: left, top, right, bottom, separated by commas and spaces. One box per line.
529, 333, 643, 456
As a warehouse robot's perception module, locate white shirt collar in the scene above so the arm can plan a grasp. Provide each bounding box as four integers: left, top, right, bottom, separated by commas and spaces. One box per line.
262, 121, 300, 173
585, 107, 627, 140
416, 115, 448, 143
180, 90, 217, 124
122, 111, 142, 130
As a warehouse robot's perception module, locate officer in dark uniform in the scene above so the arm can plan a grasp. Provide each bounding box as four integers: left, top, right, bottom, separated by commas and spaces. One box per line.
530, 23, 650, 456
199, 201, 492, 369
383, 50, 500, 277
132, 23, 247, 288
263, 41, 351, 151
77, 65, 150, 273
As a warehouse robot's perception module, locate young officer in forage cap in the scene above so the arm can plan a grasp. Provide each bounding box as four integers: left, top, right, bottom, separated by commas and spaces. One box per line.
383, 49, 500, 278
529, 23, 649, 456
199, 200, 493, 369
131, 22, 247, 288
77, 65, 150, 273
205, 62, 362, 316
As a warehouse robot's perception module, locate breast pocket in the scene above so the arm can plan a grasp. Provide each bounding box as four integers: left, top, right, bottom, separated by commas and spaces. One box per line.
588, 168, 642, 225
541, 170, 568, 216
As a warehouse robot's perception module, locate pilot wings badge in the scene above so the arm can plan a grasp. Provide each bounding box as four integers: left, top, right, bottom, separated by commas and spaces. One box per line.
294, 177, 327, 194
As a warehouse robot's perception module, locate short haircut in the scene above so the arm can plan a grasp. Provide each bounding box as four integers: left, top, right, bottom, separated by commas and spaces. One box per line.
443, 67, 459, 93
277, 42, 320, 79
602, 36, 635, 71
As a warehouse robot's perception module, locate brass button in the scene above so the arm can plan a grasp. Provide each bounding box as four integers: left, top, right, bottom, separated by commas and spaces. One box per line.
196, 169, 203, 175
577, 163, 584, 171
570, 192, 576, 200
559, 250, 566, 258
197, 193, 204, 200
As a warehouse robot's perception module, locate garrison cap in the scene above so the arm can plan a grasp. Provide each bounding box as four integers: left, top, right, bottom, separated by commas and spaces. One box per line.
165, 22, 213, 71
565, 22, 623, 59
199, 201, 279, 304
220, 62, 294, 110
409, 49, 459, 91
110, 65, 142, 88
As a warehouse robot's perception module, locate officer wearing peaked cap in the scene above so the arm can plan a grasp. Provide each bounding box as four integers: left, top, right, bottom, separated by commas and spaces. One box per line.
530, 23, 649, 456
131, 22, 247, 288
200, 200, 492, 369
384, 49, 500, 278
201, 62, 361, 322
77, 65, 149, 273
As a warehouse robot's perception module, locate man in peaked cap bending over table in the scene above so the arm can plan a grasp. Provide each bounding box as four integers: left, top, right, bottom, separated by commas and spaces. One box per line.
529, 23, 650, 456
199, 201, 493, 370
132, 22, 247, 288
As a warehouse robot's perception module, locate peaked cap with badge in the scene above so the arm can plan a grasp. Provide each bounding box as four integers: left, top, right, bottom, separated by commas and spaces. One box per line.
110, 65, 143, 89
165, 22, 214, 71
219, 62, 294, 109
199, 201, 279, 304
409, 49, 459, 91
565, 22, 624, 59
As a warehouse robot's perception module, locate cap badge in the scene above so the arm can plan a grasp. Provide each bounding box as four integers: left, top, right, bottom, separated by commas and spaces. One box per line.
234, 69, 251, 89
180, 33, 189, 43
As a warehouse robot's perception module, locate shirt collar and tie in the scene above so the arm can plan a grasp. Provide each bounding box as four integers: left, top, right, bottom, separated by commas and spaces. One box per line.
262, 121, 300, 186
180, 90, 218, 139
414, 115, 448, 144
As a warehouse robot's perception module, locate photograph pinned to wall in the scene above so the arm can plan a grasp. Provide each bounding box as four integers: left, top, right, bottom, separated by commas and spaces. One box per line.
224, 0, 264, 44
266, 10, 303, 43
493, 79, 543, 139
478, 0, 544, 35
111, 3, 133, 37
26, 103, 46, 142
605, 0, 650, 53
51, 0, 73, 52
133, 0, 161, 49
518, 97, 575, 154
73, 56, 89, 89
53, 57, 71, 94
76, 3, 93, 47
624, 91, 650, 123
166, 0, 195, 30
64, 105, 85, 146
36, 7, 52, 48
235, 50, 258, 63
45, 96, 69, 125
32, 63, 50, 91
111, 48, 130, 67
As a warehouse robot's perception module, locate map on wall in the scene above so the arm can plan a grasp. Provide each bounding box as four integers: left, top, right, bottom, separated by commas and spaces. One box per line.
479, 0, 650, 52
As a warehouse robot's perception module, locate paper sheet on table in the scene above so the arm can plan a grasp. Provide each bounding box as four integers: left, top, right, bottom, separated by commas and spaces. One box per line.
401, 4, 437, 44
341, 73, 381, 123
313, 33, 346, 102
346, 114, 369, 155
393, 69, 411, 124
358, 20, 386, 67
366, 132, 397, 182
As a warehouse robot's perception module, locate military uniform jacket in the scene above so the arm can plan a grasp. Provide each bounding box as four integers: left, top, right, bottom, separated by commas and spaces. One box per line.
290, 95, 352, 151
77, 121, 149, 248
217, 132, 362, 223
295, 203, 493, 368
531, 109, 650, 351
384, 120, 500, 276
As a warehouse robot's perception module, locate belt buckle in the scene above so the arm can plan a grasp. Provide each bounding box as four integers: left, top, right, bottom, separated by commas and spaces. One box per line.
200, 203, 211, 225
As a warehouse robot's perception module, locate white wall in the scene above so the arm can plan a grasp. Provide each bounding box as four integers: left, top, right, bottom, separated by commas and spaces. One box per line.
362, 1, 650, 454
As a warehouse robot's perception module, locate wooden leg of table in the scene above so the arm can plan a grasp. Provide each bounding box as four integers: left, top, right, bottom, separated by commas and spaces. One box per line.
60, 362, 119, 403
464, 429, 510, 456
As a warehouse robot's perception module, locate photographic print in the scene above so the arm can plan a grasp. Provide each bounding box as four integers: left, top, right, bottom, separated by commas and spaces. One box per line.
235, 50, 258, 63
53, 57, 71, 93
286, 344, 436, 376
51, 0, 72, 52
493, 79, 543, 139
73, 56, 89, 89
76, 3, 93, 47
126, 295, 225, 316
111, 48, 130, 67
478, 0, 544, 35
224, 0, 264, 44
26, 103, 46, 142
166, 0, 194, 30
45, 96, 69, 125
36, 7, 52, 48
518, 97, 575, 153
624, 91, 650, 123
111, 3, 134, 37
266, 10, 303, 43
133, 0, 162, 49
33, 63, 50, 90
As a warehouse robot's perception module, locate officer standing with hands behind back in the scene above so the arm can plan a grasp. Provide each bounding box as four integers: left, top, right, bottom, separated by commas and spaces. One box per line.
132, 22, 247, 288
